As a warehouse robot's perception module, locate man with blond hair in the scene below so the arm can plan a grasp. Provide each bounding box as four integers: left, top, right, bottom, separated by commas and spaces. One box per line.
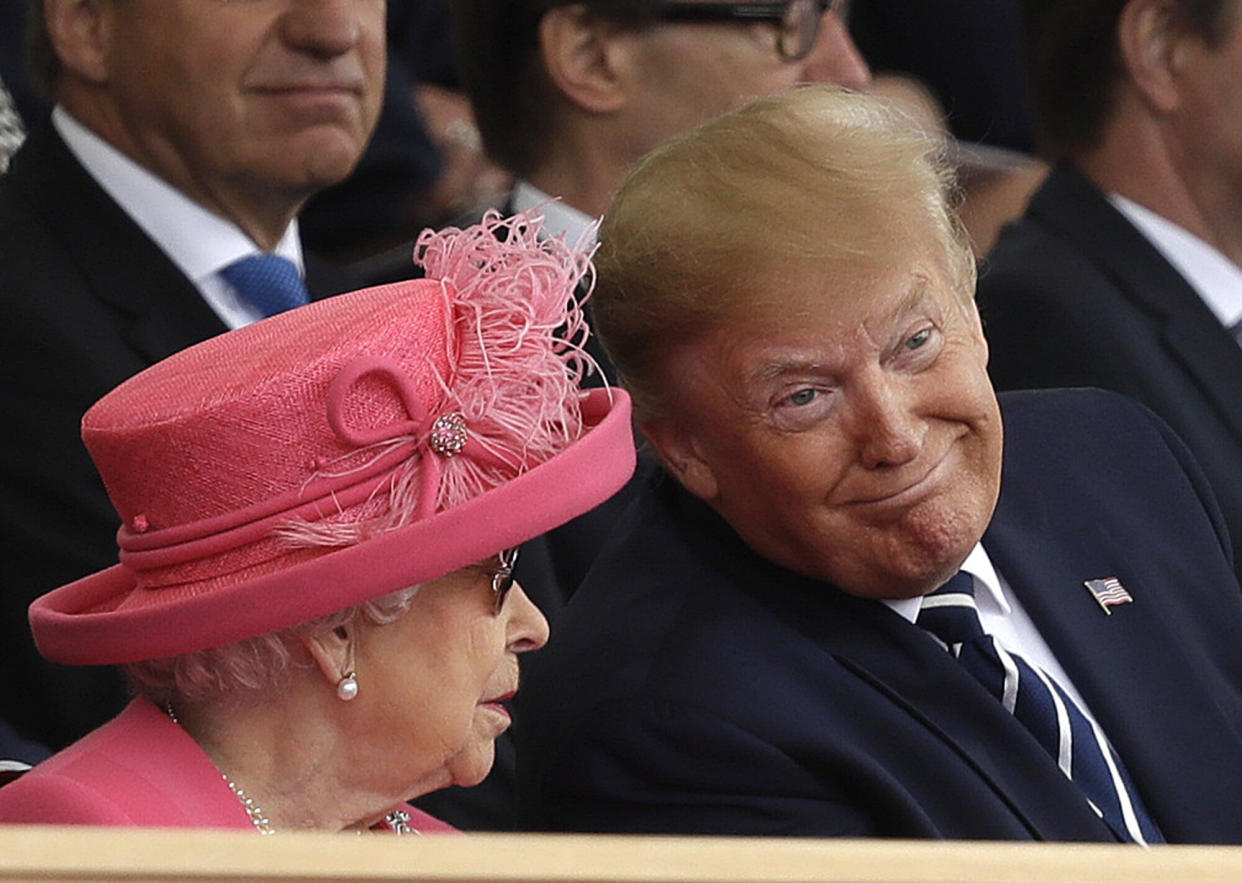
517, 86, 1242, 842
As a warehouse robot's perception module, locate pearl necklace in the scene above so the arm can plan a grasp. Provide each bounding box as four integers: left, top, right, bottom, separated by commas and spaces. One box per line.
224, 776, 276, 835
166, 704, 274, 835
165, 703, 417, 836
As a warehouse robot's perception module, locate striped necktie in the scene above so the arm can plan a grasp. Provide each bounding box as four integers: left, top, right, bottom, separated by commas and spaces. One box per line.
917, 572, 1161, 844
219, 254, 309, 318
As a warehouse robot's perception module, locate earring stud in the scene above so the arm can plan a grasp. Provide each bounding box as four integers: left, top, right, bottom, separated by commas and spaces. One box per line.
336, 670, 358, 701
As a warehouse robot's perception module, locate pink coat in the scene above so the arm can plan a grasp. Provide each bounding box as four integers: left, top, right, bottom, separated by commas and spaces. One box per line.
0, 698, 454, 833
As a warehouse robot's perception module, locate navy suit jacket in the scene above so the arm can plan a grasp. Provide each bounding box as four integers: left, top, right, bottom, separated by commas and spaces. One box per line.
0, 120, 357, 750
516, 389, 1242, 842
976, 163, 1242, 587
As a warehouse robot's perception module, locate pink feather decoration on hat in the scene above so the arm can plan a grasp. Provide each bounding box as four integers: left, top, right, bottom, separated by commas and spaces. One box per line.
277, 209, 602, 550
417, 209, 601, 509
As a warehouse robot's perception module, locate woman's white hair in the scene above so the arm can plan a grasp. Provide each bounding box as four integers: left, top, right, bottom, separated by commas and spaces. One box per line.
124, 585, 420, 706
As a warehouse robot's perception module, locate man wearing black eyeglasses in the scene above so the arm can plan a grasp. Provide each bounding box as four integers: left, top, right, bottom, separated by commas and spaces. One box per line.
360, 0, 869, 302
453, 0, 867, 256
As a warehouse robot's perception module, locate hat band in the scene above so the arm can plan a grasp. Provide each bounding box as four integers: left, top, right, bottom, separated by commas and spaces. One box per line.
118, 441, 422, 573
117, 422, 514, 583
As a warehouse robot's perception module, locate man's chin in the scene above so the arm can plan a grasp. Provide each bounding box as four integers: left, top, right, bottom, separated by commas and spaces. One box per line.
269, 133, 371, 192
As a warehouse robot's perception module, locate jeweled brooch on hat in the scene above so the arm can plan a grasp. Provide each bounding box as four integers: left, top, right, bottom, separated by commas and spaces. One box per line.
428, 412, 468, 457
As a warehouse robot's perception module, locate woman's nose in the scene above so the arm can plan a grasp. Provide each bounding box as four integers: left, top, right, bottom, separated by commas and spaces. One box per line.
506, 582, 551, 653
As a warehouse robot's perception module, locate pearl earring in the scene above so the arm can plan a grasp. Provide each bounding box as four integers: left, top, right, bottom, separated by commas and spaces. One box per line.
336, 670, 358, 701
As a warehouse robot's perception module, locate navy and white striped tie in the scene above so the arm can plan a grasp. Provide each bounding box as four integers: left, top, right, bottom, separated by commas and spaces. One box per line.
918, 572, 1161, 844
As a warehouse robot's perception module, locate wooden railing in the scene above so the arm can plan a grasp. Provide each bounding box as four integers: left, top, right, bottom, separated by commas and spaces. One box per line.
3, 826, 1242, 882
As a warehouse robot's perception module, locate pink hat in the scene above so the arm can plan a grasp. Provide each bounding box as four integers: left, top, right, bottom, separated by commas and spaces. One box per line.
30, 212, 635, 665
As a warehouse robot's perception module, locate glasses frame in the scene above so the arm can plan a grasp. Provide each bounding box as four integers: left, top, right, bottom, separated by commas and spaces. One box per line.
644, 0, 838, 62
490, 547, 520, 614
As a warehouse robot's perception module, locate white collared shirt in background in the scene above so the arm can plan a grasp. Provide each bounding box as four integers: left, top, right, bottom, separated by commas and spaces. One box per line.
511, 179, 598, 249
1110, 193, 1242, 336
54, 106, 304, 330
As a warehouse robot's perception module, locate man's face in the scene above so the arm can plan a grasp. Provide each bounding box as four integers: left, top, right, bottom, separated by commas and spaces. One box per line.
65, 0, 385, 230
652, 244, 1003, 600
622, 2, 871, 156
1163, 4, 1242, 227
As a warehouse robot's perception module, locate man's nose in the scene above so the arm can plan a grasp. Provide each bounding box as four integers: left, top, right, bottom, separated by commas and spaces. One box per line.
847, 380, 924, 470
800, 8, 872, 91
278, 0, 371, 57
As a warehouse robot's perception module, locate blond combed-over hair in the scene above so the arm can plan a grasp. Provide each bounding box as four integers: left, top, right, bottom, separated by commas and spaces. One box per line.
592, 84, 976, 424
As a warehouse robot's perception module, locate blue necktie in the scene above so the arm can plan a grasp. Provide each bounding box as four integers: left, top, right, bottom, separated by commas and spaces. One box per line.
918, 572, 1161, 844
219, 254, 309, 318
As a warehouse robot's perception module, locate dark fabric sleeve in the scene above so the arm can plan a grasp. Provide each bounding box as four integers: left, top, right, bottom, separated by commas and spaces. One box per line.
522, 699, 887, 837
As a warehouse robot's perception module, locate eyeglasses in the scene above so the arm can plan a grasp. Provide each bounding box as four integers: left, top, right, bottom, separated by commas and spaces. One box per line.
644, 0, 840, 62
489, 547, 520, 614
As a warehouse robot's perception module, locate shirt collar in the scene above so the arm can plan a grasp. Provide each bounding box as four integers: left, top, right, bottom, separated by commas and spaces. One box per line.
883, 543, 1008, 624
1109, 193, 1242, 329
53, 105, 304, 284
511, 179, 598, 248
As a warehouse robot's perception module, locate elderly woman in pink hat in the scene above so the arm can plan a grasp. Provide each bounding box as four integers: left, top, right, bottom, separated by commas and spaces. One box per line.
0, 213, 634, 834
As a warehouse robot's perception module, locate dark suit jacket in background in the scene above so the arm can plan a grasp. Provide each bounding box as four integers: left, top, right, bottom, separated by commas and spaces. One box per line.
0, 120, 356, 751
976, 163, 1242, 586
516, 389, 1242, 842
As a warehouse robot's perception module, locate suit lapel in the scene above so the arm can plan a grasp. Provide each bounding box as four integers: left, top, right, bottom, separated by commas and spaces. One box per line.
10, 122, 226, 365
1028, 165, 1242, 447
305, 251, 358, 302
1161, 310, 1242, 443
983, 422, 1242, 843
11, 122, 362, 364
724, 535, 1113, 841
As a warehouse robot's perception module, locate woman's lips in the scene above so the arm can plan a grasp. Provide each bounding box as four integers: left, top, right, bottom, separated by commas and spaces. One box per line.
480, 690, 516, 722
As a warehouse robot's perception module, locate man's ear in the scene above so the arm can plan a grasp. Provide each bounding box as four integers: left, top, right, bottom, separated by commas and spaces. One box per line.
302, 624, 356, 688
1117, 0, 1191, 114
44, 0, 111, 85
641, 418, 720, 502
539, 4, 633, 114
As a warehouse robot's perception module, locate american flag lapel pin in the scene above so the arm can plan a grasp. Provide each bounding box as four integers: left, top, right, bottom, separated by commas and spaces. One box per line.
1084, 577, 1134, 614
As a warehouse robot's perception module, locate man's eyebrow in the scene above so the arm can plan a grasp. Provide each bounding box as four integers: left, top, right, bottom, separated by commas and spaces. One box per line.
889, 277, 931, 322
750, 355, 834, 384
748, 278, 933, 382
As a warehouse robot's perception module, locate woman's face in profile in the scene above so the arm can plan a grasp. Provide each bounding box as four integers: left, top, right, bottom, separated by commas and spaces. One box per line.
344, 557, 550, 798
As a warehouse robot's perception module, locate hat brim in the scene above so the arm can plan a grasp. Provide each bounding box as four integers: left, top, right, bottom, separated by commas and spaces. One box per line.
30, 389, 634, 665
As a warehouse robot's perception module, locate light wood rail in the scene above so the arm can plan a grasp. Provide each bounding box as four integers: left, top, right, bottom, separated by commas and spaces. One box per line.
3, 826, 1242, 882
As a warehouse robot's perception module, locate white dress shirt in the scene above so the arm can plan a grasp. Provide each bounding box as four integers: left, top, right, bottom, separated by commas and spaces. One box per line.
54, 106, 304, 330
511, 179, 598, 248
1109, 193, 1242, 336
